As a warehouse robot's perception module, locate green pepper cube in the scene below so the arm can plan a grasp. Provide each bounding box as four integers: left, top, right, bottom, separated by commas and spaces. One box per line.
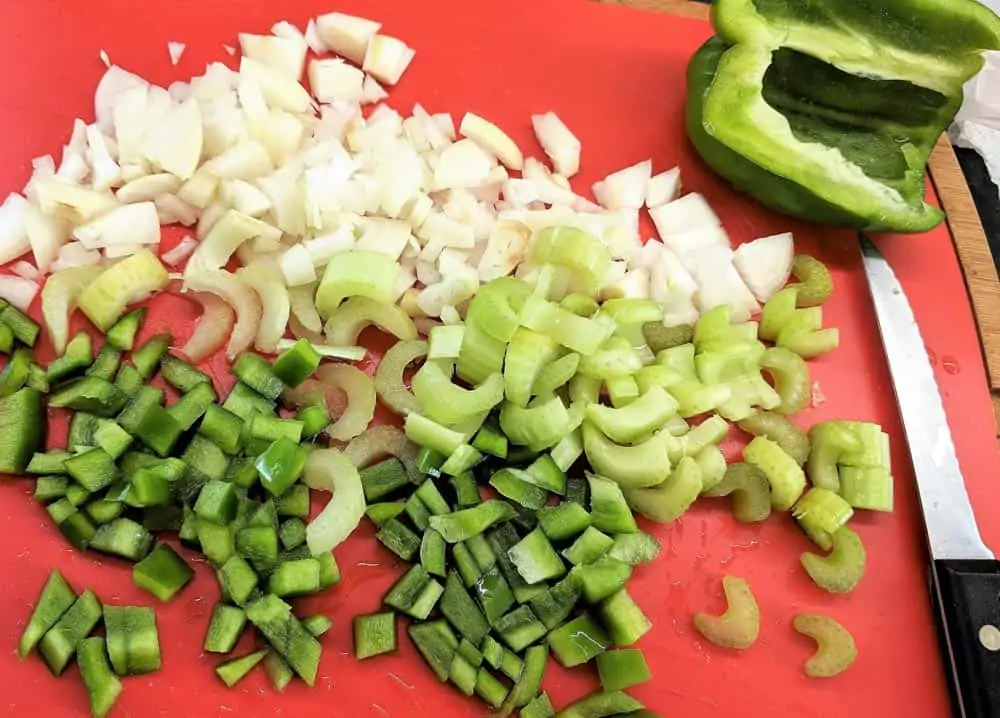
132, 332, 171, 379
236, 526, 279, 574
217, 555, 259, 606
64, 447, 119, 493
596, 648, 652, 692
104, 605, 161, 676
547, 613, 612, 667
353, 612, 397, 660
133, 404, 183, 457
0, 323, 13, 355
204, 604, 248, 653
272, 339, 321, 388
0, 387, 45, 473
275, 484, 310, 518
93, 419, 133, 459
127, 468, 172, 507
256, 438, 307, 496
233, 353, 285, 400
199, 405, 244, 455
194, 480, 239, 524
267, 558, 322, 597
296, 403, 330, 439
133, 544, 194, 601
105, 308, 146, 351
0, 347, 32, 398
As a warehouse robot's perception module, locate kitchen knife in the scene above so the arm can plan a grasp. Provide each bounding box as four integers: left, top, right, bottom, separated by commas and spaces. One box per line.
860, 233, 1000, 718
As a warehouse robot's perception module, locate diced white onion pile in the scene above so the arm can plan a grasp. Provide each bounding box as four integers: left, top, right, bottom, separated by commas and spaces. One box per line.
0, 10, 795, 348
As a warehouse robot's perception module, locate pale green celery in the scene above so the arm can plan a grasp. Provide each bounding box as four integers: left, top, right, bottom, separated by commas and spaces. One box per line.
697, 328, 763, 357
404, 414, 468, 456
412, 362, 504, 426
783, 307, 823, 335
656, 343, 697, 379
582, 422, 672, 489
565, 401, 587, 434
806, 422, 862, 492
457, 320, 506, 385
789, 255, 834, 308
561, 292, 599, 317
839, 466, 893, 512
704, 462, 772, 523
374, 340, 428, 417
694, 343, 765, 385
550, 429, 584, 472
693, 305, 733, 346
275, 339, 366, 360
519, 295, 614, 356
577, 337, 643, 380
569, 374, 602, 406
606, 375, 640, 408
693, 575, 759, 649
532, 353, 580, 397
759, 347, 811, 415
793, 614, 857, 678
662, 431, 685, 464
532, 264, 573, 302
695, 446, 727, 493
320, 364, 376, 441
505, 328, 560, 407
78, 249, 169, 332
682, 414, 729, 457
668, 381, 732, 418
315, 250, 397, 317
529, 226, 611, 292
602, 298, 662, 325
428, 325, 466, 360
623, 456, 702, 523
468, 277, 531, 343
801, 526, 866, 594
738, 411, 810, 465
500, 397, 571, 452
586, 386, 678, 443
792, 488, 854, 547
635, 365, 686, 394
837, 422, 890, 468
324, 297, 417, 345
777, 328, 840, 359
447, 410, 491, 438
663, 415, 690, 437
304, 449, 365, 554
440, 444, 485, 476
643, 322, 693, 352
717, 374, 779, 422
759, 287, 799, 342
744, 436, 806, 511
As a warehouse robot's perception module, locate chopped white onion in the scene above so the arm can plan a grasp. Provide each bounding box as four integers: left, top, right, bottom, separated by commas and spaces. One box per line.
363, 35, 414, 86
305, 226, 355, 265
73, 202, 160, 250
52, 241, 101, 271
240, 33, 307, 80
202, 140, 274, 180
239, 57, 313, 114
650, 192, 720, 240
309, 59, 365, 103
117, 173, 181, 204
305, 19, 329, 54
0, 275, 39, 311
279, 243, 318, 286
592, 160, 650, 211
94, 66, 148, 134
24, 205, 68, 274
685, 245, 759, 322
434, 139, 493, 190
11, 260, 39, 281
167, 42, 186, 66
646, 167, 681, 208
459, 113, 523, 170
733, 232, 794, 303
356, 217, 412, 259
0, 193, 32, 265
315, 12, 381, 65
162, 236, 199, 266
142, 99, 203, 180
361, 75, 388, 105
531, 112, 581, 177
154, 194, 199, 226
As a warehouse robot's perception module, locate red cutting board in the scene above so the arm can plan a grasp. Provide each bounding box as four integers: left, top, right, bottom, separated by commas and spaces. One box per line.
0, 0, 997, 716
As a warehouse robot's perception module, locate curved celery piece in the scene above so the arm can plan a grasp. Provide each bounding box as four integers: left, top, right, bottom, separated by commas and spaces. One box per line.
602, 298, 662, 326
237, 262, 290, 353
792, 488, 854, 549
500, 396, 571, 452
662, 431, 685, 465
693, 575, 759, 650
695, 445, 727, 494
585, 386, 678, 444
635, 365, 685, 394
412, 363, 504, 427
582, 422, 672, 489
577, 339, 644, 380
43, 266, 104, 355
668, 381, 732, 418
789, 255, 834, 308
663, 414, 690, 437
606, 375, 639, 408
759, 348, 810, 415
806, 422, 862, 492
561, 292, 599, 317
529, 226, 611, 292
738, 410, 809, 465
315, 250, 397, 317
305, 449, 365, 554
457, 320, 506, 385
520, 295, 615, 356
704, 462, 772, 523
551, 429, 584, 472
793, 614, 857, 678
759, 287, 798, 342
693, 305, 733, 346
682, 414, 729, 457
801, 526, 866, 594
324, 297, 418, 346
317, 364, 376, 441
643, 322, 693, 352
744, 436, 806, 511
623, 456, 702, 523
656, 343, 697, 379
343, 425, 421, 482
569, 374, 602, 406
694, 343, 765, 385
777, 328, 840, 359
78, 249, 169, 332
428, 501, 517, 543
533, 353, 581, 397
374, 340, 428, 417
404, 414, 468, 456
505, 328, 560, 407
467, 277, 531, 343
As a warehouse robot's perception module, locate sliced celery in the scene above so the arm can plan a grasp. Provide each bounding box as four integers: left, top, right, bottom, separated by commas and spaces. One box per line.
759, 347, 810, 415
793, 614, 857, 678
569, 374, 601, 406
744, 436, 806, 511
315, 250, 398, 317
532, 353, 580, 397
634, 364, 685, 393
519, 295, 614, 356
529, 226, 611, 292
467, 277, 531, 343
606, 375, 640, 408
738, 410, 809, 465
602, 298, 662, 325
428, 324, 466, 361
789, 254, 834, 308
582, 422, 671, 489
78, 250, 169, 332
801, 526, 866, 594
561, 292, 599, 317
577, 338, 643, 380
695, 445, 727, 494
550, 429, 584, 472
792, 488, 854, 546
643, 322, 693, 352
693, 575, 759, 650
412, 362, 504, 426
668, 381, 732, 418
324, 296, 417, 345
374, 340, 428, 417
806, 422, 862, 492
404, 414, 468, 456
759, 286, 798, 342
777, 328, 840, 359
623, 456, 702, 523
504, 328, 560, 407
682, 414, 729, 457
499, 397, 571, 452
704, 462, 772, 523
457, 320, 506, 385
839, 466, 893, 512
319, 364, 375, 441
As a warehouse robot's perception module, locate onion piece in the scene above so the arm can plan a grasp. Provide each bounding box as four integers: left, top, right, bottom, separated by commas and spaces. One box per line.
592, 160, 651, 211
142, 99, 203, 181
73, 202, 160, 250
239, 33, 306, 79
434, 139, 493, 190
24, 205, 68, 274
0, 194, 32, 265
279, 244, 317, 286
305, 19, 328, 54
304, 448, 366, 555
183, 269, 261, 359
315, 12, 380, 65
343, 425, 421, 480
239, 57, 313, 114
42, 265, 103, 353
646, 167, 681, 208
650, 192, 720, 240
309, 59, 364, 104
733, 232, 795, 303
361, 75, 388, 105
94, 66, 147, 134
52, 241, 101, 271
11, 261, 39, 282
0, 275, 38, 312
167, 42, 186, 66
117, 173, 182, 204
85, 124, 122, 192
362, 35, 414, 86
236, 262, 290, 353
317, 363, 376, 441
202, 140, 273, 181
531, 112, 581, 177
33, 180, 117, 222
459, 112, 523, 170
162, 236, 198, 267
374, 339, 427, 417
685, 245, 760, 322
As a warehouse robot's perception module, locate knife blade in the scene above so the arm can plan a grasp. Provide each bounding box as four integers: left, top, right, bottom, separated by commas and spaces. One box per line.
859, 233, 1000, 718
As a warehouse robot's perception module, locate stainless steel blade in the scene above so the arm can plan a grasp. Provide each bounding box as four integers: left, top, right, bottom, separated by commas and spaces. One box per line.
859, 234, 993, 561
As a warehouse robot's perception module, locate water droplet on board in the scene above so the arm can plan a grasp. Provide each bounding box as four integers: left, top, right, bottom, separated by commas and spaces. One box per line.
942, 355, 961, 375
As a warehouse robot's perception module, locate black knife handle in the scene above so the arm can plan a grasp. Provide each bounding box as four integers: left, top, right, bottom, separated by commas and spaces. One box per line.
932, 559, 1000, 717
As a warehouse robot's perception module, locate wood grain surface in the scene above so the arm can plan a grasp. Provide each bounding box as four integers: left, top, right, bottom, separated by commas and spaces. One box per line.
597, 0, 1000, 434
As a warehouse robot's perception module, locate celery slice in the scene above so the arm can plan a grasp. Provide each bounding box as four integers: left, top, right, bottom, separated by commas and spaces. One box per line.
518, 295, 614, 356
681, 414, 729, 457
693, 575, 760, 650
839, 466, 893, 512
404, 414, 468, 456
806, 422, 862, 492
412, 361, 504, 426
561, 293, 599, 317
777, 328, 840, 359
623, 455, 702, 523
569, 374, 601, 406
315, 250, 398, 317
789, 254, 834, 308
759, 287, 798, 342
695, 445, 727, 494
759, 347, 810, 415
324, 297, 418, 346
529, 226, 610, 292
744, 436, 806, 511
304, 449, 365, 554
602, 298, 662, 326
500, 397, 571, 452
550, 429, 584, 472
428, 325, 466, 360
738, 410, 809, 465
78, 250, 169, 332
704, 462, 773, 523
793, 614, 857, 678
668, 381, 732, 418
42, 266, 104, 355
532, 353, 580, 397
801, 525, 866, 594
467, 277, 531, 343
577, 339, 643, 380
457, 320, 506, 385
792, 488, 854, 545
317, 364, 375, 441
374, 340, 428, 417
582, 422, 671, 489
504, 328, 559, 407
634, 364, 685, 394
